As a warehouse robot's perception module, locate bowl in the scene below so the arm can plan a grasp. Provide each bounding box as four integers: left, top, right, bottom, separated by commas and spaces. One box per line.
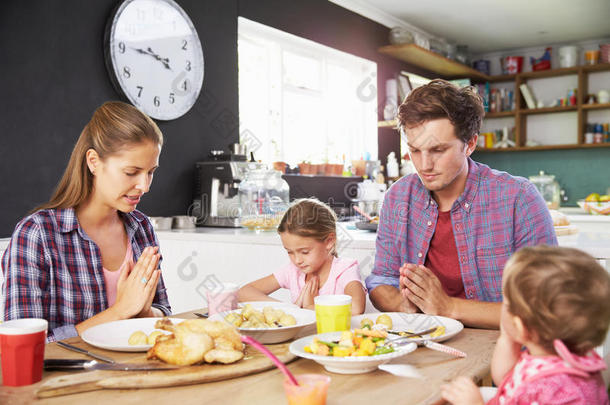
354, 221, 378, 232
289, 331, 417, 374
577, 200, 610, 215
149, 216, 173, 231
209, 301, 315, 344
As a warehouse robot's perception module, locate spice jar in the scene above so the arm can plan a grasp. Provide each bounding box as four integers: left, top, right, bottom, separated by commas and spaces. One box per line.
238, 167, 289, 231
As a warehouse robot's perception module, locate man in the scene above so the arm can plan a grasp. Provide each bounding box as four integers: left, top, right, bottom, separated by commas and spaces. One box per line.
365, 79, 557, 328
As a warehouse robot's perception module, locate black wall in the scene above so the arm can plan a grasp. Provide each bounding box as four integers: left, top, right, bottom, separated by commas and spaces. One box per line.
0, 0, 412, 237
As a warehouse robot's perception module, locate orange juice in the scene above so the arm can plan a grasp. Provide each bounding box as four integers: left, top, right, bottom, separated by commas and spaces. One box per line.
283, 374, 330, 405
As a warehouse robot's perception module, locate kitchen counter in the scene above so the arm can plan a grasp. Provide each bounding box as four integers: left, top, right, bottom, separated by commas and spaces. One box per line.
156, 223, 377, 250
157, 223, 610, 260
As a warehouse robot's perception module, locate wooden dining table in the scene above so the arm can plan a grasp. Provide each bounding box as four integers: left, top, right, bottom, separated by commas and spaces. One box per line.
0, 310, 499, 405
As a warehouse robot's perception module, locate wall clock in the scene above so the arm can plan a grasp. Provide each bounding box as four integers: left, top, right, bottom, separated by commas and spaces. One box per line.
104, 0, 204, 120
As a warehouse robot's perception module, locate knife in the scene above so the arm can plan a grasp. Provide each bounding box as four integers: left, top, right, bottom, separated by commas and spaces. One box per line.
44, 359, 180, 371
56, 341, 115, 364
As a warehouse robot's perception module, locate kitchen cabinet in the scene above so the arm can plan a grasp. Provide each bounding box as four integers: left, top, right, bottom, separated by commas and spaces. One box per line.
378, 44, 610, 152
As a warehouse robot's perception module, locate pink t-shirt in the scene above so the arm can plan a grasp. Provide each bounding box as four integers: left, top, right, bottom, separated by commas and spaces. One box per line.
273, 257, 366, 304
488, 340, 609, 405
102, 244, 133, 307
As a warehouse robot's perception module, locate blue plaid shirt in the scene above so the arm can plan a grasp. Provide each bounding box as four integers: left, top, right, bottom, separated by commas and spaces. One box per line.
366, 158, 557, 302
2, 208, 171, 341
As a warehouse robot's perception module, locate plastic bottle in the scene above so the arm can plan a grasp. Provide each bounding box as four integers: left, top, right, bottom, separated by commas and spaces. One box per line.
584, 124, 594, 144
386, 152, 399, 178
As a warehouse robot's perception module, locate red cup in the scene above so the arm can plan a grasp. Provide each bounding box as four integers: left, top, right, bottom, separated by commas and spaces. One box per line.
0, 318, 48, 386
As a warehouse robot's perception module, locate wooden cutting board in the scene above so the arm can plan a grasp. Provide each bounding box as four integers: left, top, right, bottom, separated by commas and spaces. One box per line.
36, 339, 296, 398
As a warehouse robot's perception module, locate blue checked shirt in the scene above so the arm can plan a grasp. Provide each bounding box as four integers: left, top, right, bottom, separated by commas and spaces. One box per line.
365, 158, 557, 302
2, 208, 171, 341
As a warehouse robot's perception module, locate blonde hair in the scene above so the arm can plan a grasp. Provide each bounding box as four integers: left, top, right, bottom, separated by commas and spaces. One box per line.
277, 198, 338, 257
35, 101, 163, 211
503, 245, 610, 355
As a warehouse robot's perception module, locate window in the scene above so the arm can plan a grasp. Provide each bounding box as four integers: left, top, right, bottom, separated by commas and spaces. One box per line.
238, 17, 378, 166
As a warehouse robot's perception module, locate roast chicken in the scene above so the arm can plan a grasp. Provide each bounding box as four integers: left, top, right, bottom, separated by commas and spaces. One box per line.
147, 318, 244, 366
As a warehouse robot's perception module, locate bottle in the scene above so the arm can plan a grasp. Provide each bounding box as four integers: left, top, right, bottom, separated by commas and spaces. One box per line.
375, 166, 385, 184
594, 124, 604, 144
400, 157, 416, 177
386, 152, 399, 178
584, 124, 594, 144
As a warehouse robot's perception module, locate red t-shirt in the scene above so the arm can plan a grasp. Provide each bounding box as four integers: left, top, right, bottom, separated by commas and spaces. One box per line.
424, 210, 466, 298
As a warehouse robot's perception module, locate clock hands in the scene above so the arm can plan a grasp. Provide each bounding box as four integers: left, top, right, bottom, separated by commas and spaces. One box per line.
133, 46, 172, 71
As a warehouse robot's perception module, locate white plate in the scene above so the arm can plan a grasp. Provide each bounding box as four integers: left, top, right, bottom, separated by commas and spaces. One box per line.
351, 313, 463, 344
289, 331, 417, 374
209, 301, 315, 344
81, 317, 179, 352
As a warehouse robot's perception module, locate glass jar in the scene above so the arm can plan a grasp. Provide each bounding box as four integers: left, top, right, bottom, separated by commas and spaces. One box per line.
388, 27, 414, 45
528, 171, 561, 210
238, 168, 290, 231
455, 45, 470, 65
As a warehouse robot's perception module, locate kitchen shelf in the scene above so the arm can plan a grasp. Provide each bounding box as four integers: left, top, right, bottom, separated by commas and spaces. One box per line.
582, 103, 610, 111
518, 66, 580, 79
378, 43, 490, 80
475, 143, 610, 153
519, 106, 578, 115
378, 42, 610, 151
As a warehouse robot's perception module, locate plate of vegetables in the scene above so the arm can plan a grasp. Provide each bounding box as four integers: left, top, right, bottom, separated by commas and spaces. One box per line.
289, 328, 417, 374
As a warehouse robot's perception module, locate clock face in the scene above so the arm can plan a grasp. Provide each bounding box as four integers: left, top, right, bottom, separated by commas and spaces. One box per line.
105, 0, 204, 120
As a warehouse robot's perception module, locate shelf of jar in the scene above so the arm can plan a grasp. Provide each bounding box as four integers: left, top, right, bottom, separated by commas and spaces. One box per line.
475, 143, 610, 152
582, 103, 610, 111
519, 106, 578, 115
378, 43, 489, 80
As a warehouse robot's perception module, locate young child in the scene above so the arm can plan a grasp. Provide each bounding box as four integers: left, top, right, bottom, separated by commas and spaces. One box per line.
238, 198, 366, 314
441, 245, 610, 405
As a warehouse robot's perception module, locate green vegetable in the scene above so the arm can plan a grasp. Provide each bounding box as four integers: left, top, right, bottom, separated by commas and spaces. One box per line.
318, 340, 339, 348
362, 324, 371, 330
373, 346, 395, 355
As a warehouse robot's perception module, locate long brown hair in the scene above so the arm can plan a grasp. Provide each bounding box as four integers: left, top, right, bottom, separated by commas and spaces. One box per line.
277, 198, 338, 257
503, 245, 610, 355
35, 101, 163, 212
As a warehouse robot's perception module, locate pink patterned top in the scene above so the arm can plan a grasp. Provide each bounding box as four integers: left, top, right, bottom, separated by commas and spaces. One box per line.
488, 340, 609, 405
102, 244, 133, 308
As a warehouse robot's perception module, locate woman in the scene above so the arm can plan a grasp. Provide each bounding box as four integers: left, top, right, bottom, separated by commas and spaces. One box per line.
1, 101, 171, 341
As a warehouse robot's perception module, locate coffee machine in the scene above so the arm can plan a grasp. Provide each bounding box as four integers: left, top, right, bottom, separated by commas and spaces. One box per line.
192, 151, 250, 227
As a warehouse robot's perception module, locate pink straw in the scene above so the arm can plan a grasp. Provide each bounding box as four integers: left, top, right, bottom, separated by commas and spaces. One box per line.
240, 335, 299, 386
423, 340, 467, 358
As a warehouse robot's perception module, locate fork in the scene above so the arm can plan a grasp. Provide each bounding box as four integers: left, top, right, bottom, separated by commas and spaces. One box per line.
387, 326, 438, 338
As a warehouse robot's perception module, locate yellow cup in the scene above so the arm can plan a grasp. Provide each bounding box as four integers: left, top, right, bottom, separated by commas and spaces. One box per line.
314, 295, 352, 334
